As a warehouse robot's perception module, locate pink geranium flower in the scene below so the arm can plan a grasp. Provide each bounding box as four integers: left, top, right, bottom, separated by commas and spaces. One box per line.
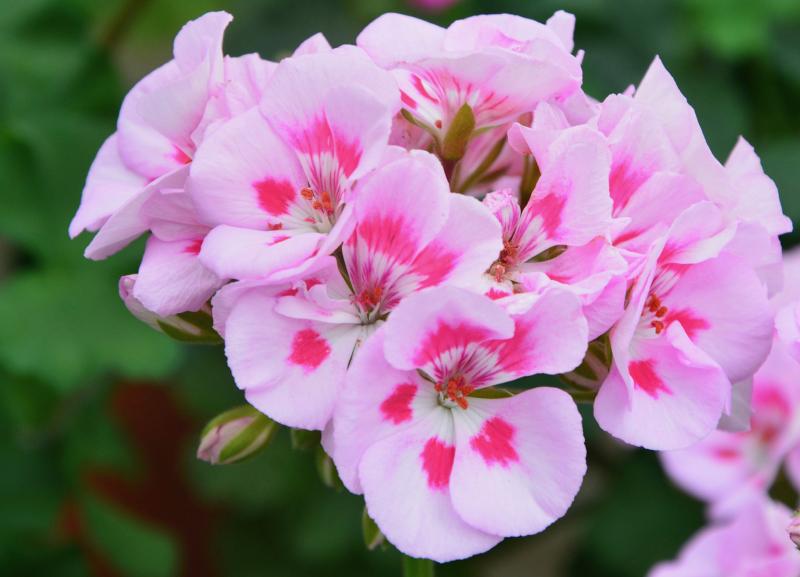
328, 286, 588, 561
70, 12, 275, 316
189, 45, 399, 283
215, 151, 500, 429
661, 337, 800, 516
357, 11, 581, 155
649, 498, 800, 577
594, 204, 773, 450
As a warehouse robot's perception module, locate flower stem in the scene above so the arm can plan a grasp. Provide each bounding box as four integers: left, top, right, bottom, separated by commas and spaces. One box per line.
402, 556, 435, 577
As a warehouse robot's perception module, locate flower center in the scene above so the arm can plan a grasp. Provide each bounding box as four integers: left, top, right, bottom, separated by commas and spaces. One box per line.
489, 239, 519, 282
435, 374, 475, 410
644, 293, 669, 335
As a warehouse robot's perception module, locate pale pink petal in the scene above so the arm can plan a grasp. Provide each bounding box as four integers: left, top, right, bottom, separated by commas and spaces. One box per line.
69, 134, 148, 238
648, 499, 800, 577
723, 222, 784, 298
776, 304, 800, 363
84, 166, 189, 260
330, 329, 435, 493
449, 387, 585, 537
717, 378, 753, 433
612, 172, 705, 253
723, 137, 792, 236
133, 236, 223, 316
198, 225, 324, 281
382, 286, 514, 373
172, 11, 231, 72
188, 107, 306, 228
658, 202, 736, 266
513, 126, 612, 258
261, 46, 398, 182
224, 288, 363, 429
488, 288, 588, 380
405, 194, 502, 293
292, 33, 332, 57
661, 253, 773, 384
357, 13, 446, 67
358, 409, 502, 562
596, 323, 729, 450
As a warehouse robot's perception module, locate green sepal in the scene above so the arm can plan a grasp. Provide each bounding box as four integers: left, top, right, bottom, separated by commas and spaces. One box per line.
441, 103, 475, 161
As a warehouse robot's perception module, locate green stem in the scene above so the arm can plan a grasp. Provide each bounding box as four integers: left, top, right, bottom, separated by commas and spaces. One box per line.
402, 556, 435, 577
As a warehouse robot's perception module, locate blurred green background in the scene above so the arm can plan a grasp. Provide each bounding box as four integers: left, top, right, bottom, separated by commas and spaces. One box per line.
0, 0, 798, 576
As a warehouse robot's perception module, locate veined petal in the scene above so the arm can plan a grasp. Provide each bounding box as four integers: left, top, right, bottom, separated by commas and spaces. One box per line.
133, 236, 223, 316
69, 134, 148, 238
224, 288, 363, 429
449, 387, 586, 537
596, 322, 729, 450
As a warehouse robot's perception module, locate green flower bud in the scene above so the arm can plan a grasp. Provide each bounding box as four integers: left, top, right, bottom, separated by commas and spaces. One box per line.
197, 405, 277, 465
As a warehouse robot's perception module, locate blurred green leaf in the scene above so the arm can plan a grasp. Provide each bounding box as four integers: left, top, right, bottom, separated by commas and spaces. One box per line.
0, 268, 180, 391
83, 494, 178, 577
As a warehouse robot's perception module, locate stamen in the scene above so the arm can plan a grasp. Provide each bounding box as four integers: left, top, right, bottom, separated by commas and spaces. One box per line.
437, 374, 475, 409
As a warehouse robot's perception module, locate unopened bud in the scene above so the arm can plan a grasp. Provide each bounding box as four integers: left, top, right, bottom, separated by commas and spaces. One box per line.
197, 405, 277, 465
119, 275, 221, 344
788, 512, 800, 549
315, 446, 344, 491
559, 333, 611, 400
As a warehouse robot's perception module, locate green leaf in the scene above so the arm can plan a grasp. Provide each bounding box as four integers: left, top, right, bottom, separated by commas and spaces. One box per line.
82, 494, 178, 577
0, 268, 180, 391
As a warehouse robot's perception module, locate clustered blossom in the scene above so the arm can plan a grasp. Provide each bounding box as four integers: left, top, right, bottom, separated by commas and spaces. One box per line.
72, 10, 792, 562
648, 250, 800, 576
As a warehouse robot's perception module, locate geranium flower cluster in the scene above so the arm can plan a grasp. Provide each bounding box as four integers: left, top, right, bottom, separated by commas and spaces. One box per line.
650, 249, 800, 577
71, 11, 792, 561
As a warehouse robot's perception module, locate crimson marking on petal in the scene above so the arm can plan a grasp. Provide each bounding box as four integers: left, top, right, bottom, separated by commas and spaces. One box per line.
420, 437, 455, 490
277, 287, 299, 297
254, 178, 296, 216
609, 158, 649, 212
486, 288, 509, 300
400, 91, 418, 110
536, 190, 568, 239
411, 74, 439, 104
183, 238, 203, 255
410, 243, 457, 289
712, 447, 740, 461
629, 359, 672, 398
470, 417, 519, 467
172, 146, 192, 165
484, 317, 535, 375
354, 214, 418, 264
379, 383, 417, 424
413, 321, 494, 367
665, 309, 710, 340
288, 328, 330, 371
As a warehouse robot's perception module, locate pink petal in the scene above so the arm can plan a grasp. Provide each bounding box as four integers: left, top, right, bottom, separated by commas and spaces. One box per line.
514, 126, 612, 257
357, 13, 446, 67
198, 225, 324, 281
188, 107, 306, 228
224, 288, 362, 429
723, 137, 792, 236
292, 33, 332, 57
449, 387, 585, 537
260, 46, 398, 181
596, 323, 729, 450
358, 407, 502, 562
133, 236, 223, 316
662, 253, 772, 384
330, 329, 435, 493
69, 134, 148, 238
84, 166, 189, 260
488, 288, 588, 380
382, 286, 514, 372
406, 194, 502, 292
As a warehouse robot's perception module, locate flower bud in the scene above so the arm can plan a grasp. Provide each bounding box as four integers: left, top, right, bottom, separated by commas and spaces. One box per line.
197, 405, 277, 465
788, 512, 800, 549
119, 275, 221, 344
559, 333, 611, 399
